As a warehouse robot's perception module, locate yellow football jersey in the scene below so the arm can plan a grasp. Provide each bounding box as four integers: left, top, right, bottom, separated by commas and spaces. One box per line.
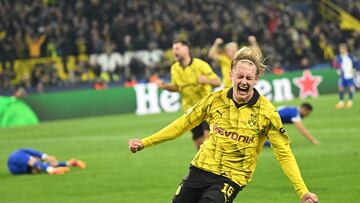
217, 54, 232, 88
142, 88, 309, 198
170, 58, 219, 112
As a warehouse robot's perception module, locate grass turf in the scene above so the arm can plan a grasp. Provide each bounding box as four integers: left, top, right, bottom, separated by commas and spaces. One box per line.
0, 93, 359, 203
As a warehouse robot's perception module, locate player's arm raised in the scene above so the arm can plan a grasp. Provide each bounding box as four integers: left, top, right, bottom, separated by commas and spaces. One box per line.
208, 37, 223, 60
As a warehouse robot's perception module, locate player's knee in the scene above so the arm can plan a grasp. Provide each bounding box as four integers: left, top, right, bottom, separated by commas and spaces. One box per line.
349, 86, 355, 92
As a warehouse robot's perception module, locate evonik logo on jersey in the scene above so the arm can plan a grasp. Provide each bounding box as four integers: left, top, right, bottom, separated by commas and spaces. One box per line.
213, 124, 254, 144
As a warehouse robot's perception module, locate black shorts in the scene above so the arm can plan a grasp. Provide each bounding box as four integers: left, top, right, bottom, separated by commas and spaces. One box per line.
191, 121, 209, 140
173, 166, 243, 203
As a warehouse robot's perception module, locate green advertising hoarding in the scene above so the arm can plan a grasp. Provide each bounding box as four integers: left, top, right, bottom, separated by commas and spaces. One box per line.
23, 87, 137, 121
22, 68, 339, 121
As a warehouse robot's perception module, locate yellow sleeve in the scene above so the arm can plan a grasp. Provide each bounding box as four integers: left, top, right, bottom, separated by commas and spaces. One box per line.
142, 94, 212, 148
267, 110, 309, 198
217, 54, 228, 67
199, 61, 220, 80
170, 65, 178, 87
38, 34, 46, 45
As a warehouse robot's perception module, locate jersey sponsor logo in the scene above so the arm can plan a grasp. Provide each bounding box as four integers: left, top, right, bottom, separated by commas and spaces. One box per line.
213, 124, 254, 144
279, 127, 286, 133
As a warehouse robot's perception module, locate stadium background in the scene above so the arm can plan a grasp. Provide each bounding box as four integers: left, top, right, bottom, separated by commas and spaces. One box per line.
0, 0, 360, 202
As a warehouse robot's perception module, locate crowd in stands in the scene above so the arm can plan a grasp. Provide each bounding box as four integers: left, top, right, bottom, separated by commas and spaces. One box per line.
0, 0, 359, 94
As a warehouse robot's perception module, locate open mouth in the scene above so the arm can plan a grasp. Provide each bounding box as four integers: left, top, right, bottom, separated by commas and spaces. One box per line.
237, 84, 249, 94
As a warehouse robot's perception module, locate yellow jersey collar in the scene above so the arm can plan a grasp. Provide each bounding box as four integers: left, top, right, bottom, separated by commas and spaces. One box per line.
179, 57, 193, 68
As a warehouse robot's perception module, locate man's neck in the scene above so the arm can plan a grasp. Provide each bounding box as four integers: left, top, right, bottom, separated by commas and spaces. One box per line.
180, 55, 192, 67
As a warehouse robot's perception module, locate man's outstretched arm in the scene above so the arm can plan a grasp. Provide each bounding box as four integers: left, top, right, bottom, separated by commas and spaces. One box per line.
293, 121, 320, 145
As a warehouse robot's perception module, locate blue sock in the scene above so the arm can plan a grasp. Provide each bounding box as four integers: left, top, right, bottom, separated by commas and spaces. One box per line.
339, 92, 344, 101
57, 162, 67, 167
34, 160, 49, 172
349, 89, 353, 100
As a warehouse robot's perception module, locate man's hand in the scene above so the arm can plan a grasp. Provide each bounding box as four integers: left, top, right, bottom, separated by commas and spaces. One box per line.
248, 35, 257, 44
46, 155, 59, 166
156, 79, 165, 89
198, 75, 208, 84
301, 192, 319, 203
214, 38, 224, 45
156, 79, 179, 92
128, 139, 144, 153
312, 139, 321, 145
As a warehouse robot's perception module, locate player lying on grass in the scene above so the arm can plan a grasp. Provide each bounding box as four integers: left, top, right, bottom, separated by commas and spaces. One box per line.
7, 148, 87, 175
128, 46, 318, 203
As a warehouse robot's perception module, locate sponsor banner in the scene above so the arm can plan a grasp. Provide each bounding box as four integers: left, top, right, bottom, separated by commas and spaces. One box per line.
23, 68, 342, 120
135, 68, 339, 115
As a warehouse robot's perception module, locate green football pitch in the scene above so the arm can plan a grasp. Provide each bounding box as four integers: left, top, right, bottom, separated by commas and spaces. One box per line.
0, 93, 359, 203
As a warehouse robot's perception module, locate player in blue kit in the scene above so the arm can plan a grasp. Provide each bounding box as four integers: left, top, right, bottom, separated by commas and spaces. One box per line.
7, 148, 87, 175
333, 43, 359, 109
265, 103, 320, 146
277, 103, 320, 145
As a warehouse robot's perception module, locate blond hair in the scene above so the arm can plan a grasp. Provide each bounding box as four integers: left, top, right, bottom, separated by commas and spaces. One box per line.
231, 46, 267, 75
339, 43, 347, 50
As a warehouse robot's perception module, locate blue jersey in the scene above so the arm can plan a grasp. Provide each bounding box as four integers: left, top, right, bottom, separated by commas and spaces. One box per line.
334, 54, 359, 80
7, 148, 44, 174
277, 106, 301, 124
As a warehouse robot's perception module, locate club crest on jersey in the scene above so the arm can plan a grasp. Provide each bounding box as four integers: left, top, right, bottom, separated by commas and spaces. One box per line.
213, 124, 254, 144
247, 114, 257, 127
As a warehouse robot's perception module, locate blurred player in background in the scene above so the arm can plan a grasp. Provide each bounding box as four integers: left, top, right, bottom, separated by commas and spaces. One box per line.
208, 38, 238, 88
265, 103, 320, 146
129, 46, 318, 203
333, 43, 359, 109
208, 35, 260, 88
157, 39, 221, 149
7, 148, 86, 175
